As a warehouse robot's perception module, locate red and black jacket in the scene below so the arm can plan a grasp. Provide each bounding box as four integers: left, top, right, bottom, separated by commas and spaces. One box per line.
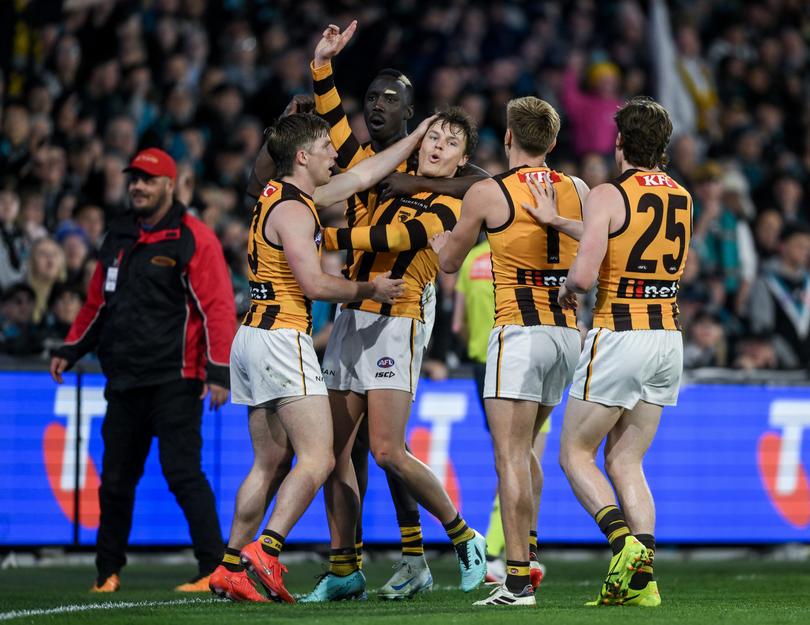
55, 201, 236, 390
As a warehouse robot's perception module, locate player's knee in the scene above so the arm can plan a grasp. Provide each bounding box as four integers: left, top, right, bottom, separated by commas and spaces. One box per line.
604, 455, 638, 481
370, 443, 404, 472
299, 451, 335, 484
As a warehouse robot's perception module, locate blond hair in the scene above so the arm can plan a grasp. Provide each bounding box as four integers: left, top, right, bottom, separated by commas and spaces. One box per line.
506, 97, 561, 157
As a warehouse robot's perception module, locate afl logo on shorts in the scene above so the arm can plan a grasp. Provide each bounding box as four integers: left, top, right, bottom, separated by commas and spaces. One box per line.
377, 357, 395, 368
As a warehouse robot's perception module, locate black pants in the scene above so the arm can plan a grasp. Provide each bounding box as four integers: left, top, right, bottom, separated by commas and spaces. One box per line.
96, 379, 223, 580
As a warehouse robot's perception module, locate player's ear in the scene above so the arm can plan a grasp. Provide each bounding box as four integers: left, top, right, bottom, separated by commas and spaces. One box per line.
457, 154, 469, 169
547, 138, 557, 154
504, 128, 512, 148
404, 104, 414, 121
295, 148, 308, 168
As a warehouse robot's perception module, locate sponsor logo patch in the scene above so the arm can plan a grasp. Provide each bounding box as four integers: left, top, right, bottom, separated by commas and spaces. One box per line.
261, 182, 278, 197
518, 170, 560, 185
377, 357, 395, 368
375, 371, 396, 378
617, 277, 679, 299
516, 268, 568, 287
150, 255, 176, 267
635, 174, 677, 188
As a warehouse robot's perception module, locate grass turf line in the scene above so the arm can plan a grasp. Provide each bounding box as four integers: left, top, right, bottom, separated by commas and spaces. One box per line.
0, 557, 807, 624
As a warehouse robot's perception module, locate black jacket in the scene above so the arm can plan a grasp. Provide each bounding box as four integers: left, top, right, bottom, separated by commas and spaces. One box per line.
56, 201, 236, 389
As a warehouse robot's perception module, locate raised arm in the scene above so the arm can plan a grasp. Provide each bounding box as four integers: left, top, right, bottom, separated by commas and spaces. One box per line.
432, 178, 497, 274
323, 199, 458, 253
313, 115, 435, 208
312, 21, 366, 171
272, 200, 403, 304
521, 175, 587, 241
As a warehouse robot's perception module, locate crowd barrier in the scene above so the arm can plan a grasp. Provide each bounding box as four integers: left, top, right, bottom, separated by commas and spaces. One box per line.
1, 365, 809, 545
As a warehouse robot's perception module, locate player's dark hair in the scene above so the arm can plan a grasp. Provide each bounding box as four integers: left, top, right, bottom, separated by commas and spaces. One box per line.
432, 106, 479, 156
263, 113, 330, 177
376, 68, 414, 106
615, 96, 673, 170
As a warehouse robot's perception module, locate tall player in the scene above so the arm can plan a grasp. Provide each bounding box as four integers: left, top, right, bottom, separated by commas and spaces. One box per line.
310, 20, 487, 599
300, 108, 488, 603
211, 112, 433, 603
557, 96, 691, 607
432, 96, 588, 606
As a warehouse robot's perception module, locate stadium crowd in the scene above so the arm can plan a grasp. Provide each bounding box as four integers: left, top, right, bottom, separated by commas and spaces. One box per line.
1, 0, 809, 371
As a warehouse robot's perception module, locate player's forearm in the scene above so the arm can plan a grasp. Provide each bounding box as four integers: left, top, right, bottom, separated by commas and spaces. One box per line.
564, 264, 596, 293
439, 241, 465, 274
411, 173, 488, 200
550, 216, 584, 241
351, 133, 421, 190
323, 224, 412, 253
304, 272, 374, 303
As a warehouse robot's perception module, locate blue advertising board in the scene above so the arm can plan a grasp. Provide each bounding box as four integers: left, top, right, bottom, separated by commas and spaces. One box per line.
1, 371, 809, 545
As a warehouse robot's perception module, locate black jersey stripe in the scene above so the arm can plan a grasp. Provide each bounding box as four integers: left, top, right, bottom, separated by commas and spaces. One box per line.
515, 287, 541, 326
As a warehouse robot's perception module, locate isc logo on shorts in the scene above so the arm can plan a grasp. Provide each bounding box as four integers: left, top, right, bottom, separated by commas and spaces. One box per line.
377, 357, 395, 368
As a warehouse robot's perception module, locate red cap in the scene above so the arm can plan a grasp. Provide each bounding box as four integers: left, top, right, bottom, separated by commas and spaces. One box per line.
124, 148, 177, 181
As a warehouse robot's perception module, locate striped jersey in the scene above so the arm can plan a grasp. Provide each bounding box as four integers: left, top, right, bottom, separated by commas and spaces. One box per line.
242, 180, 322, 334
592, 169, 692, 331
487, 166, 582, 328
323, 192, 461, 320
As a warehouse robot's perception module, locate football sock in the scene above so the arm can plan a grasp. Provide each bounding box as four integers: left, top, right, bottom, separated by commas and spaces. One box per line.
330, 547, 359, 577
355, 526, 363, 569
444, 514, 476, 562
259, 529, 285, 557
595, 505, 631, 555
505, 560, 531, 594
399, 510, 424, 557
222, 547, 244, 572
529, 530, 539, 561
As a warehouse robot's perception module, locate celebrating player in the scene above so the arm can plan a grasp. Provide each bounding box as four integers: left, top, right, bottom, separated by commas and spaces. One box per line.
209, 112, 435, 602
557, 96, 691, 607
433, 96, 588, 606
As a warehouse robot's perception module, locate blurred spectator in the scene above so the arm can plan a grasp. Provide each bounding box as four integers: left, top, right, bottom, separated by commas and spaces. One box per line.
0, 282, 42, 356
560, 50, 623, 158
683, 311, 727, 369
0, 189, 27, 290
748, 224, 810, 369
26, 236, 66, 324
73, 203, 106, 250
41, 283, 85, 352
55, 223, 91, 288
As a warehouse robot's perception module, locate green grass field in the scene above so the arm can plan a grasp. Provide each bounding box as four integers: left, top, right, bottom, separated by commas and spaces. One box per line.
1, 555, 808, 624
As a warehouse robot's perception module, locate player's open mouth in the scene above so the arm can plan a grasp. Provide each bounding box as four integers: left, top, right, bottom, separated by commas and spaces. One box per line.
428, 154, 441, 163
368, 114, 386, 129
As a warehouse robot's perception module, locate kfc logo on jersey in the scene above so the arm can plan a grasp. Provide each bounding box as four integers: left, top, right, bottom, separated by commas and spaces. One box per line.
261, 182, 278, 197
518, 170, 560, 185
635, 174, 677, 188
377, 357, 395, 368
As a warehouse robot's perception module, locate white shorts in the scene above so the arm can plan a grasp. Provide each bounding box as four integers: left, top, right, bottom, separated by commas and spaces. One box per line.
322, 308, 431, 395
230, 325, 327, 406
569, 328, 683, 410
483, 325, 581, 405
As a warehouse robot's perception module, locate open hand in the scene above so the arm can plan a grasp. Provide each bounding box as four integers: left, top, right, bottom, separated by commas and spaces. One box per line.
200, 383, 229, 410
314, 20, 358, 66
430, 231, 451, 255
522, 175, 558, 226
371, 271, 405, 304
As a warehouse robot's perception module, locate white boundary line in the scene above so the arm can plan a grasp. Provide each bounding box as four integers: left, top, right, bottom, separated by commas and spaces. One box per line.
0, 597, 221, 621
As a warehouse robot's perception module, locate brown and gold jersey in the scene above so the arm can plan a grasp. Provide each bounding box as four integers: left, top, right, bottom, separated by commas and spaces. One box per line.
323, 192, 461, 321
487, 166, 582, 328
312, 60, 417, 277
242, 180, 322, 334
592, 169, 692, 331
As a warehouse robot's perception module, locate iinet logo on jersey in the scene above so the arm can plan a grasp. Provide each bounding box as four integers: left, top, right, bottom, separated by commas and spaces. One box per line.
42, 386, 105, 529
758, 400, 810, 529
407, 392, 466, 512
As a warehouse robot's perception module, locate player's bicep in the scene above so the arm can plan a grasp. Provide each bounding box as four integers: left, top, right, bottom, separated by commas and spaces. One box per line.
272, 205, 321, 292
